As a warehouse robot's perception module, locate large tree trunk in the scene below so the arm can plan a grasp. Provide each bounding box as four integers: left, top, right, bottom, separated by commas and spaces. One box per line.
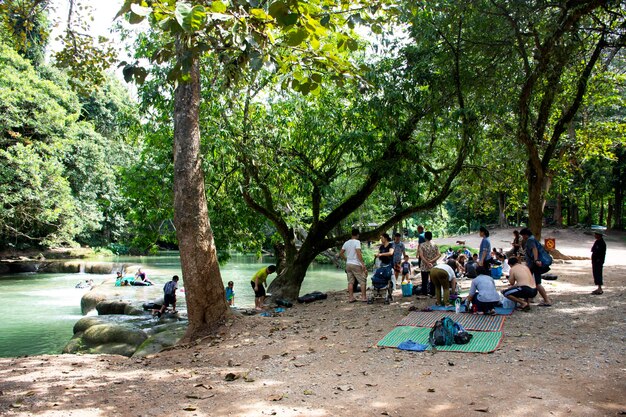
497, 192, 507, 228
599, 198, 605, 226
173, 49, 228, 340
555, 193, 563, 226
267, 249, 317, 300
527, 162, 546, 240
613, 144, 625, 230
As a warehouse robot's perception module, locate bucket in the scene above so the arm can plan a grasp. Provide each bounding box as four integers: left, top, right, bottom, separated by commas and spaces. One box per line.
401, 282, 413, 297
491, 266, 502, 278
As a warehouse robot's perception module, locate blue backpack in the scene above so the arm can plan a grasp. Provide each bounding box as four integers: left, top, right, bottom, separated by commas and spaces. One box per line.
429, 317, 456, 346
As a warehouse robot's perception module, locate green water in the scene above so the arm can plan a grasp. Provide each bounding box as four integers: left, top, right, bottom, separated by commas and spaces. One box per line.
0, 254, 347, 357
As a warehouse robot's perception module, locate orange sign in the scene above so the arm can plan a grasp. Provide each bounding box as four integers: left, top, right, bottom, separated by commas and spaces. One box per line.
544, 238, 556, 251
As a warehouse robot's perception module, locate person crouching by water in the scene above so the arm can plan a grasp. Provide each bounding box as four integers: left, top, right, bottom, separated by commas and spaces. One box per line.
157, 275, 179, 317
339, 228, 368, 303
252, 265, 277, 310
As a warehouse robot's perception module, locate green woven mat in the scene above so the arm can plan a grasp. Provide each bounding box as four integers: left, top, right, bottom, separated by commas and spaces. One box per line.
377, 326, 502, 353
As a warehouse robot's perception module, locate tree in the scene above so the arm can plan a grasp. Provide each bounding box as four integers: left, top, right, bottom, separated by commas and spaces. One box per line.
117, 0, 394, 338
0, 0, 50, 66
484, 0, 625, 238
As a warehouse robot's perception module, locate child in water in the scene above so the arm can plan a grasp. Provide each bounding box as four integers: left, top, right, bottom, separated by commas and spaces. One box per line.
225, 281, 235, 306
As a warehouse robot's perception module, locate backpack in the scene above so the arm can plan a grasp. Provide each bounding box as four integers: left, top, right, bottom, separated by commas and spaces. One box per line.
537, 243, 552, 266
163, 280, 176, 295
429, 317, 456, 346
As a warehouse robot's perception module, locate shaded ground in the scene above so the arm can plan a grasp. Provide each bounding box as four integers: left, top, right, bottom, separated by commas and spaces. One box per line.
1, 228, 625, 416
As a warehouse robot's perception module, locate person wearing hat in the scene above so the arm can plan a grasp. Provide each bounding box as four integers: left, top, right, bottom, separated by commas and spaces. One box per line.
591, 230, 606, 295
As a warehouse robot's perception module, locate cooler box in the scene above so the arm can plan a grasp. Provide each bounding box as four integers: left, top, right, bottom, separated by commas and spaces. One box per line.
491, 266, 502, 278
401, 282, 413, 297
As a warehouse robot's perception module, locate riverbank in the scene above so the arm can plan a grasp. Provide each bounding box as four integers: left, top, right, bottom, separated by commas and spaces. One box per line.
1, 229, 625, 416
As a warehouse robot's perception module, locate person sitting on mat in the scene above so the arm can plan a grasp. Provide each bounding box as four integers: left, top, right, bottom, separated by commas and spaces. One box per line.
466, 265, 500, 315
501, 257, 537, 311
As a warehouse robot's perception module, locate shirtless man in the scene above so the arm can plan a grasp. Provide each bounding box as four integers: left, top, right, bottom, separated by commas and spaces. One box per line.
501, 257, 537, 311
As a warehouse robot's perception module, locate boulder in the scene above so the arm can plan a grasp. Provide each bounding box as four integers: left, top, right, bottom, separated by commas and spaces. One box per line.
96, 300, 129, 315
133, 323, 187, 357
82, 324, 148, 347
81, 291, 108, 315
73, 316, 104, 334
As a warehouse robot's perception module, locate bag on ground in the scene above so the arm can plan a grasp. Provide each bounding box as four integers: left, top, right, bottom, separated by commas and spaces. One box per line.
429, 317, 456, 346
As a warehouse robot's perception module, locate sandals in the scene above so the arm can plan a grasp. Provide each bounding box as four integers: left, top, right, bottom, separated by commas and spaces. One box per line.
591, 289, 603, 295
538, 302, 552, 307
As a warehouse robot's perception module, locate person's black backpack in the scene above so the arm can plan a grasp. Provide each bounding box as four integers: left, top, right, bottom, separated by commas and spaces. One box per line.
454, 331, 473, 344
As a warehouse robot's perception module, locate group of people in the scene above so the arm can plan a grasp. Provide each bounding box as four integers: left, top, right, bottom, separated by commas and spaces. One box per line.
139, 225, 609, 316
338, 224, 608, 314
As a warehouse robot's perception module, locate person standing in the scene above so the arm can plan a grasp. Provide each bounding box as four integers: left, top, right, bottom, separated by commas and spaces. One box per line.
591, 230, 607, 295
418, 231, 439, 296
519, 228, 552, 306
225, 281, 235, 306
478, 226, 492, 267
392, 232, 407, 289
251, 265, 277, 310
339, 228, 368, 302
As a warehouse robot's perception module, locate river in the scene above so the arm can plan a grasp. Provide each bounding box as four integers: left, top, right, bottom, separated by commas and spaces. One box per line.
0, 254, 346, 358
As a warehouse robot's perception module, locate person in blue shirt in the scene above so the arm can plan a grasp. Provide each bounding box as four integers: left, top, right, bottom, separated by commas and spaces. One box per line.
478, 226, 492, 267
520, 228, 552, 306
225, 281, 235, 306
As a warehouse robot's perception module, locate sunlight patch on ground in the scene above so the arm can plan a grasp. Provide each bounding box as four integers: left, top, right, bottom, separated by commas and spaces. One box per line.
554, 305, 608, 315
232, 401, 328, 417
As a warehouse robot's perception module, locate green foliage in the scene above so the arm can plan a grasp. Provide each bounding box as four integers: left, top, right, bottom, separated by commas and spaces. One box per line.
0, 142, 78, 247
0, 0, 50, 66
52, 1, 118, 94
0, 40, 141, 249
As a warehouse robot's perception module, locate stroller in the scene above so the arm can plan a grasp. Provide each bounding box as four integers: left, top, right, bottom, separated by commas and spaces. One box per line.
368, 264, 394, 304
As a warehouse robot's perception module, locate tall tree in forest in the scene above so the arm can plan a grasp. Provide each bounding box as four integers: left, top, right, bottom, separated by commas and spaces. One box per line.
484, 0, 625, 238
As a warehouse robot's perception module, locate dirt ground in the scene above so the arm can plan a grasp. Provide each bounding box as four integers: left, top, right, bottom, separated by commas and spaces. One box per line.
1, 228, 625, 417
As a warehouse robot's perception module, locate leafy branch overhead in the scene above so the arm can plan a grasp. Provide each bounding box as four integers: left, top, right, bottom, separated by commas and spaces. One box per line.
117, 0, 397, 92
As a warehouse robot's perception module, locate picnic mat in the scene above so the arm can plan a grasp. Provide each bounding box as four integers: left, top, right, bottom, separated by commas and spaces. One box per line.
377, 326, 502, 353
428, 305, 514, 316
397, 311, 505, 332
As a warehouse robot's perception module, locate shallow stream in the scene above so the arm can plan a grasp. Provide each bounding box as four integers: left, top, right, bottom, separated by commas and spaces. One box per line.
0, 253, 346, 357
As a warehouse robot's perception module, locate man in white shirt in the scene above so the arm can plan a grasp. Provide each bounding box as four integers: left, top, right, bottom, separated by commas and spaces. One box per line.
339, 228, 368, 303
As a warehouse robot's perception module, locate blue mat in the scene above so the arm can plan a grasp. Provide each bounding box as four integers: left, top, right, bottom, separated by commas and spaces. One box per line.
428, 305, 514, 316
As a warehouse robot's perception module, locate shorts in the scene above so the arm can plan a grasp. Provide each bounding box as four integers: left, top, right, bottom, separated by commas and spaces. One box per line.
531, 263, 551, 285
503, 285, 538, 299
251, 281, 266, 298
163, 294, 176, 307
346, 264, 367, 286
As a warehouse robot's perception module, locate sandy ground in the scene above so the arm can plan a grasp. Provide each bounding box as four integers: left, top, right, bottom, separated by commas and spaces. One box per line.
0, 228, 625, 417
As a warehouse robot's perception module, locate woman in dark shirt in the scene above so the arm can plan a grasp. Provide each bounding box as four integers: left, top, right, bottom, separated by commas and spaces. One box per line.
376, 233, 395, 266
